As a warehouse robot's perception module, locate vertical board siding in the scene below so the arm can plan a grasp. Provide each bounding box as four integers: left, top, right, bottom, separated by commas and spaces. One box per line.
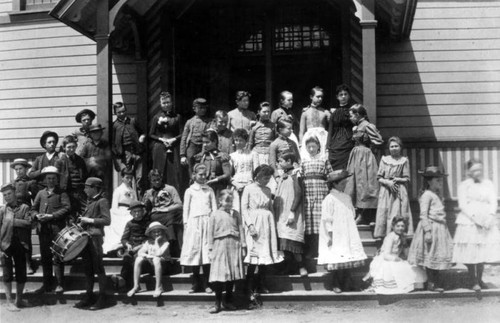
0, 20, 137, 153
146, 5, 163, 125
376, 1, 500, 141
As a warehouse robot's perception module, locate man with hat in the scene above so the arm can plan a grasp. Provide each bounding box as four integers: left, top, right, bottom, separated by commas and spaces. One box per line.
0, 183, 32, 311
75, 177, 110, 310
56, 135, 88, 223
28, 130, 60, 195
30, 166, 70, 294
10, 158, 38, 274
73, 108, 96, 156
79, 124, 112, 192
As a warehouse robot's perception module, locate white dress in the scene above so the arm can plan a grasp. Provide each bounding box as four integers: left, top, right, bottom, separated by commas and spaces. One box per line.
180, 183, 217, 266
317, 189, 367, 269
230, 149, 254, 214
369, 232, 427, 294
103, 183, 137, 253
453, 178, 500, 264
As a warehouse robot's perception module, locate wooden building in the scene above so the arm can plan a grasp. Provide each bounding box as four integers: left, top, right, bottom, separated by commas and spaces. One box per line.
0, 0, 499, 210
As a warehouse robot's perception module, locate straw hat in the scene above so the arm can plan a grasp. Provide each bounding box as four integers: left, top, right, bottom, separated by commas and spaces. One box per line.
40, 166, 60, 177
145, 221, 168, 236
10, 158, 32, 169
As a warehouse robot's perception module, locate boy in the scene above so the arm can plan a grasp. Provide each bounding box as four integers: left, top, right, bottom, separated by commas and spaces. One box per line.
30, 166, 70, 294
142, 169, 183, 258
56, 135, 88, 222
28, 131, 60, 195
73, 108, 95, 156
210, 110, 234, 155
0, 183, 32, 311
74, 177, 111, 310
79, 124, 112, 192
180, 98, 212, 176
111, 200, 149, 291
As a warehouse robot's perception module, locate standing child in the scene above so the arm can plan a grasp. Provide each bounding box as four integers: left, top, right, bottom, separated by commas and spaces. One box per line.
344, 104, 383, 224
374, 137, 413, 239
181, 164, 218, 294
274, 152, 307, 276
317, 170, 367, 293
230, 129, 254, 213
207, 190, 247, 314
228, 91, 256, 132
408, 166, 453, 292
299, 86, 330, 161
367, 216, 426, 294
249, 102, 275, 168
211, 110, 234, 155
180, 98, 212, 177
127, 221, 171, 298
301, 135, 333, 266
241, 165, 283, 294
269, 119, 301, 173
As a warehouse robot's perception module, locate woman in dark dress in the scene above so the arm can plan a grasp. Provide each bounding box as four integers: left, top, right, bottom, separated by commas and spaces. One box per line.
150, 92, 184, 192
327, 84, 357, 170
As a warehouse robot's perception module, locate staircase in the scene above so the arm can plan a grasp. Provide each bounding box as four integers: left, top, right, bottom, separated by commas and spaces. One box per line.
2, 224, 500, 306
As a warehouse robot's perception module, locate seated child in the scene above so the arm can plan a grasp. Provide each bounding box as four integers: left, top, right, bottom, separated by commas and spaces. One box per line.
111, 201, 149, 291
366, 216, 426, 294
127, 221, 171, 298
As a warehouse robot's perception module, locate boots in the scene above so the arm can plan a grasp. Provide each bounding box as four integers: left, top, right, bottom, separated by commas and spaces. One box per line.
210, 286, 222, 314
189, 270, 202, 293
477, 264, 487, 289
202, 264, 212, 293
426, 268, 444, 292
222, 282, 236, 310
89, 274, 108, 310
54, 264, 64, 293
466, 264, 480, 291
255, 267, 269, 294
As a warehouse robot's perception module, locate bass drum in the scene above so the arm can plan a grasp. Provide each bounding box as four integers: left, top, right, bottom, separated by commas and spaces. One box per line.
51, 225, 90, 262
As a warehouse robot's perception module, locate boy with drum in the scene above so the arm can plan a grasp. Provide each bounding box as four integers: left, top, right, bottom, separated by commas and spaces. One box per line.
0, 183, 32, 311
30, 166, 70, 294
74, 177, 110, 310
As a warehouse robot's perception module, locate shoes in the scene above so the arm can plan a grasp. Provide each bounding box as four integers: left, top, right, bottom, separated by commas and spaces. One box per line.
222, 301, 237, 311
127, 286, 141, 297
472, 284, 481, 292
55, 285, 64, 294
427, 282, 444, 293
299, 267, 309, 278
332, 287, 342, 294
205, 287, 213, 294
153, 287, 164, 298
111, 275, 126, 290
31, 285, 51, 294
5, 301, 20, 312
479, 280, 489, 289
209, 304, 221, 314
15, 299, 30, 308
89, 295, 107, 310
74, 295, 95, 309
27, 268, 36, 275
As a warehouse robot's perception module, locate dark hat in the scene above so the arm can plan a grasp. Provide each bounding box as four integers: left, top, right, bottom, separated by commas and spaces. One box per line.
128, 200, 146, 211
75, 109, 96, 123
0, 183, 15, 193
88, 124, 105, 133
10, 158, 32, 169
40, 130, 59, 148
326, 169, 352, 183
418, 166, 448, 178
40, 166, 60, 177
145, 221, 168, 236
85, 177, 103, 187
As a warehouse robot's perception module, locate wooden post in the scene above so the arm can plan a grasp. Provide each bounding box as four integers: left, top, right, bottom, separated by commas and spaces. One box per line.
359, 0, 377, 124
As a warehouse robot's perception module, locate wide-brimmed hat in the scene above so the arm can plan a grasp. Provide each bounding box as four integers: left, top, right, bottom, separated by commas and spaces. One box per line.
87, 124, 105, 133
40, 130, 59, 148
10, 158, 32, 169
145, 221, 168, 236
128, 200, 146, 211
418, 166, 448, 178
327, 169, 352, 183
75, 109, 96, 123
40, 166, 60, 177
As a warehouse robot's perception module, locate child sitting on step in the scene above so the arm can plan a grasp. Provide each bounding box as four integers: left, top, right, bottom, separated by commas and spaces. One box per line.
127, 221, 171, 298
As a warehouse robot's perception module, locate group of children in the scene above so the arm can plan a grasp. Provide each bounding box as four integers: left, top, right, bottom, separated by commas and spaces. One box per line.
2, 85, 500, 313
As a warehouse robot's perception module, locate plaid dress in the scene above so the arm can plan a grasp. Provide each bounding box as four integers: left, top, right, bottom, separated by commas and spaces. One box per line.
301, 155, 333, 235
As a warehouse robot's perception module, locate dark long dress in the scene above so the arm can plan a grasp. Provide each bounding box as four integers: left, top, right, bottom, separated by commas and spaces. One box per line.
150, 111, 184, 192
327, 100, 356, 170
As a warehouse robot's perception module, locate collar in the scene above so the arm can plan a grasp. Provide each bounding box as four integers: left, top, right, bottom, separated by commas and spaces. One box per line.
279, 135, 290, 141
46, 152, 56, 159
191, 182, 210, 191
117, 116, 130, 124
90, 192, 103, 201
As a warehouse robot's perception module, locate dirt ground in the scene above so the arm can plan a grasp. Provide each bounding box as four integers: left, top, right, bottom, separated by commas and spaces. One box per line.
2, 296, 500, 323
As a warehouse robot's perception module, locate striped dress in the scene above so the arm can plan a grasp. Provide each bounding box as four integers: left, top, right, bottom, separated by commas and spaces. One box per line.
301, 155, 333, 235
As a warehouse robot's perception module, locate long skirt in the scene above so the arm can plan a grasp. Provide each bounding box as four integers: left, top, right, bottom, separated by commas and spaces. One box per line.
453, 220, 500, 264
370, 256, 427, 294
374, 183, 414, 238
344, 145, 379, 209
408, 220, 453, 270
209, 236, 245, 283
180, 214, 210, 266
103, 207, 132, 254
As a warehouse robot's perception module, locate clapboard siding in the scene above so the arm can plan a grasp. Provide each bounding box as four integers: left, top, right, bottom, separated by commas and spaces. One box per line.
376, 1, 500, 141
0, 19, 138, 153
0, 0, 11, 15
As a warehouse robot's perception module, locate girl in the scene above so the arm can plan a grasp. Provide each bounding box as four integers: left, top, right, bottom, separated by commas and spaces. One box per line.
207, 190, 246, 314
181, 163, 218, 294
274, 152, 307, 276
249, 102, 275, 168
103, 168, 137, 255
453, 159, 500, 291
299, 86, 330, 161
241, 165, 283, 294
269, 119, 301, 173
127, 221, 171, 298
344, 104, 383, 224
230, 129, 254, 213
367, 216, 426, 294
228, 91, 257, 132
317, 170, 367, 293
327, 84, 356, 170
408, 166, 453, 292
300, 135, 333, 264
150, 92, 183, 190
193, 130, 232, 196
374, 136, 413, 239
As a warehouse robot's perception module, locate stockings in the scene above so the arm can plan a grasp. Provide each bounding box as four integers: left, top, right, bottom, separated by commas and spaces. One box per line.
466, 263, 485, 288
